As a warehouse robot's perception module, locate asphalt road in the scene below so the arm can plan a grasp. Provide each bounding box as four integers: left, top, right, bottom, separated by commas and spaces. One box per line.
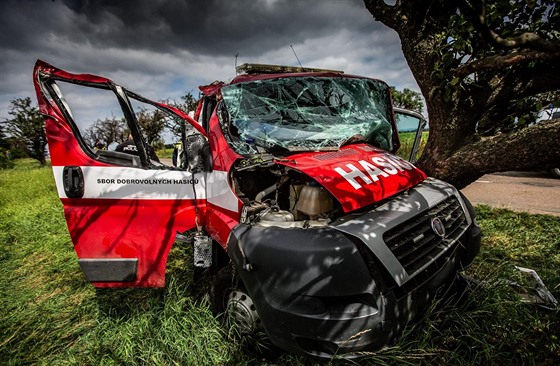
461, 171, 560, 217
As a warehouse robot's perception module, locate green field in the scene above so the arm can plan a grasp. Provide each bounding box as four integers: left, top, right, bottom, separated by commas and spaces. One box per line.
396, 131, 429, 162
1, 160, 559, 365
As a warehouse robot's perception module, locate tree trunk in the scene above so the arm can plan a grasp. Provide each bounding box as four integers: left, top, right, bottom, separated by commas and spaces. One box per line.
364, 0, 560, 188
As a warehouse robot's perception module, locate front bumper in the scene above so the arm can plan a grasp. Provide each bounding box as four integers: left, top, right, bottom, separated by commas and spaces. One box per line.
227, 178, 481, 358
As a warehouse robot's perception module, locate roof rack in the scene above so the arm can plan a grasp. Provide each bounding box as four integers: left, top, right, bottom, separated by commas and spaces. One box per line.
236, 63, 344, 75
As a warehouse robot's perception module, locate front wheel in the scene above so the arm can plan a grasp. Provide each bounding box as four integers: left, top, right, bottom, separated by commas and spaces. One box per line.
210, 265, 279, 357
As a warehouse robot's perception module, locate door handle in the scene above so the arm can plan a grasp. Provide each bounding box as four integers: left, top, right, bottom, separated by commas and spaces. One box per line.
63, 166, 84, 198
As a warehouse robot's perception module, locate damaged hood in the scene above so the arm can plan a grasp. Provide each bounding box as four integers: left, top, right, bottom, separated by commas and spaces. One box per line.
276, 143, 427, 212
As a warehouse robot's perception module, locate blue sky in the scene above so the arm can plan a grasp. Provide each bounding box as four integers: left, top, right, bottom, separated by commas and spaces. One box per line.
0, 0, 419, 124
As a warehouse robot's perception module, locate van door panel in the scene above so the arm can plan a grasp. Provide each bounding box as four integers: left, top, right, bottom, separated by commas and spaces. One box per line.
34, 60, 207, 287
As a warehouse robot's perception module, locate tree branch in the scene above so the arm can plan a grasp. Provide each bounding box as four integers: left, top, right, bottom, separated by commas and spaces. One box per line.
362, 0, 399, 29
455, 49, 560, 78
459, 0, 560, 52
431, 118, 560, 188
487, 60, 560, 106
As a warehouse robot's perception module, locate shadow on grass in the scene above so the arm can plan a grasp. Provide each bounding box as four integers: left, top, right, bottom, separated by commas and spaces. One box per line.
389, 260, 560, 366
93, 287, 167, 318
91, 242, 204, 319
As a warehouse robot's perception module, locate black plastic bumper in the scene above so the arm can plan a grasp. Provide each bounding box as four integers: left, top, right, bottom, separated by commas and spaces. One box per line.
227, 218, 481, 358
226, 179, 483, 358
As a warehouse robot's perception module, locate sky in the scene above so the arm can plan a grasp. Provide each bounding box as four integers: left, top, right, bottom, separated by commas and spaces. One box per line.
0, 0, 419, 124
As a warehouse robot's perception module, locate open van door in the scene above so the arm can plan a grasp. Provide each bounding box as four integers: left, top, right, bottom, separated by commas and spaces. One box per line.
33, 60, 208, 287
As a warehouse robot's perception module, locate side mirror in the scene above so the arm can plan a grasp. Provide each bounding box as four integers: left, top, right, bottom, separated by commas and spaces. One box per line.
185, 134, 212, 173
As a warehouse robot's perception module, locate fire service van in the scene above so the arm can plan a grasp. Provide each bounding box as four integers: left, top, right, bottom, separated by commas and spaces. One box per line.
34, 60, 481, 358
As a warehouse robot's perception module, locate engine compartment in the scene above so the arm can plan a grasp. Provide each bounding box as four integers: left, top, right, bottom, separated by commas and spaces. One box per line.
231, 155, 342, 227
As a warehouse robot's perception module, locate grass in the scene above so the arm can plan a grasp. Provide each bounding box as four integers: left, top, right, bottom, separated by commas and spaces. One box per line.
383, 206, 560, 365
397, 131, 428, 162
156, 147, 175, 159
1, 159, 559, 365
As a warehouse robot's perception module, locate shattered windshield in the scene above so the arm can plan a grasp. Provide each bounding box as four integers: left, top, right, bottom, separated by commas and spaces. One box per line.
221, 76, 393, 154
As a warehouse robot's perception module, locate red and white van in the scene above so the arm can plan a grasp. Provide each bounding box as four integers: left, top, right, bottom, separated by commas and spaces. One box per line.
34, 60, 480, 358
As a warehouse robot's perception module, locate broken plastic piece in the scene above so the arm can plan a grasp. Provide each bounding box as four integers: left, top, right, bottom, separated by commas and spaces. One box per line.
510, 266, 558, 310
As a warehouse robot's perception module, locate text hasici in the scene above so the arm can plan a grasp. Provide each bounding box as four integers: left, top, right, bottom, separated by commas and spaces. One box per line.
334, 153, 414, 189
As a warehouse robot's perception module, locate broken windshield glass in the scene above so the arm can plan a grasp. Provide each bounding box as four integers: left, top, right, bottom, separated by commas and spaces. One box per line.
221, 76, 393, 154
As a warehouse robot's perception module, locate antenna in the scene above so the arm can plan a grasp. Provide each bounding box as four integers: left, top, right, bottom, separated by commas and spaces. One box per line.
290, 45, 303, 68
235, 53, 239, 74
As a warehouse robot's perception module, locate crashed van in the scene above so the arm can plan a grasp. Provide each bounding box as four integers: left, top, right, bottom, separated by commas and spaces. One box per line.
34, 60, 480, 358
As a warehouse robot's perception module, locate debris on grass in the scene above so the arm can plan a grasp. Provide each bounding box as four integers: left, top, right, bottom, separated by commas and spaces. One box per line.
508, 266, 558, 311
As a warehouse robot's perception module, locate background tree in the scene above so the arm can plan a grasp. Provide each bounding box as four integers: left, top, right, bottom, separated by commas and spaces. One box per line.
164, 91, 200, 136
2, 97, 47, 166
391, 86, 424, 113
83, 115, 128, 148
136, 108, 166, 148
364, 0, 560, 187
0, 125, 9, 150
178, 92, 199, 114
0, 125, 14, 169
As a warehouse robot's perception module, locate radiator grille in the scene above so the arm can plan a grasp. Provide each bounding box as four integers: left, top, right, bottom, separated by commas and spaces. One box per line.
383, 196, 467, 277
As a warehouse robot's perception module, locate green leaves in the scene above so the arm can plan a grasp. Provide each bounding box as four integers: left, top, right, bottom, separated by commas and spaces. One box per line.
449, 77, 461, 87
390, 86, 424, 113
3, 97, 47, 166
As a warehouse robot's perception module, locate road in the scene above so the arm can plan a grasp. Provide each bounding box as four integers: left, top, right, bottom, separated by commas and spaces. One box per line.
461, 171, 560, 217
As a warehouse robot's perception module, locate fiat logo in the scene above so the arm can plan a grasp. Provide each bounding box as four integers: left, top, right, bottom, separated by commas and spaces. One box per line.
431, 217, 446, 238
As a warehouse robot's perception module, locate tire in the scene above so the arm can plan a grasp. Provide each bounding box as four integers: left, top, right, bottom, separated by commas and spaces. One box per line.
550, 167, 560, 178
209, 265, 240, 315
210, 265, 279, 358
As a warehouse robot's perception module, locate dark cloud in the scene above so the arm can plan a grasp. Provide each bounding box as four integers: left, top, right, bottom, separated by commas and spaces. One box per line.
0, 0, 418, 121
55, 0, 381, 56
